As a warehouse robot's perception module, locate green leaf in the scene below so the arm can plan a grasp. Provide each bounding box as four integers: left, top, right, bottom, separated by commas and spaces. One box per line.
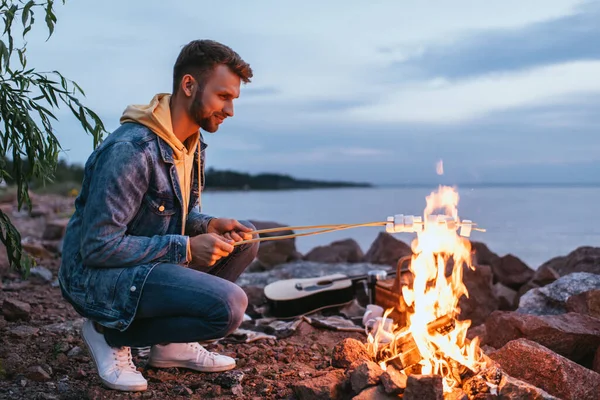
21, 1, 34, 32
0, 39, 9, 70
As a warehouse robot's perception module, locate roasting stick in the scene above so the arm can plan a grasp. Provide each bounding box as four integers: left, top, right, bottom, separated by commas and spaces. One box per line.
233, 219, 486, 246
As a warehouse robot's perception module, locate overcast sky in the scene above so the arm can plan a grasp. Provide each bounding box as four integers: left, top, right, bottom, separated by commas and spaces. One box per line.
25, 0, 600, 184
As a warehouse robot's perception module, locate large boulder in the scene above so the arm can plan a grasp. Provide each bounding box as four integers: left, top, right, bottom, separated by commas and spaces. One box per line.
248, 220, 300, 270
489, 339, 600, 400
566, 289, 600, 319
458, 264, 499, 326
517, 272, 600, 315
484, 311, 600, 363
363, 233, 412, 266
304, 239, 364, 263
470, 242, 533, 289
538, 247, 600, 276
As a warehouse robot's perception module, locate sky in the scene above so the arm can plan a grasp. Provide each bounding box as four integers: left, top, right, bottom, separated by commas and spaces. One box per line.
22, 0, 600, 185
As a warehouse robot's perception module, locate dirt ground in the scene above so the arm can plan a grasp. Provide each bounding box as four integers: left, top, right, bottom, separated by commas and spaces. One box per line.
0, 254, 368, 400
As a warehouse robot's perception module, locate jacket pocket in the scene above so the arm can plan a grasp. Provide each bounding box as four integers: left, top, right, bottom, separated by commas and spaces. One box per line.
128, 189, 178, 236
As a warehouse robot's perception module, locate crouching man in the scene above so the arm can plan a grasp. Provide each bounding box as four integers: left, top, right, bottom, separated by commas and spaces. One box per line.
58, 39, 258, 392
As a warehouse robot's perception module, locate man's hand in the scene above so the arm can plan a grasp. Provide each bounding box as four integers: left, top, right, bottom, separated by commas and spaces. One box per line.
189, 233, 234, 267
207, 218, 253, 242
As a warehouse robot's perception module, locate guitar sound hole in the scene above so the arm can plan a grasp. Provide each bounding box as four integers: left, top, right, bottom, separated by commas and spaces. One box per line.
317, 280, 333, 286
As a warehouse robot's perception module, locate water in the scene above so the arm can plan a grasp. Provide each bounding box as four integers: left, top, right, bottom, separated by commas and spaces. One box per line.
201, 186, 600, 269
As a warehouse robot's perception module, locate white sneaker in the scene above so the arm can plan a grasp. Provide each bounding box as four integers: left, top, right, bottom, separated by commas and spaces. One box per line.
148, 342, 236, 372
81, 319, 148, 391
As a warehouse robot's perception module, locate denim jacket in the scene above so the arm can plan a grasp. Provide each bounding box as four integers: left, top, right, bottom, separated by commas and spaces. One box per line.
58, 122, 213, 331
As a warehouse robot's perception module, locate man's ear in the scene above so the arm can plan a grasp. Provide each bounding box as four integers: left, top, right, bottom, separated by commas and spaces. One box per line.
181, 74, 196, 97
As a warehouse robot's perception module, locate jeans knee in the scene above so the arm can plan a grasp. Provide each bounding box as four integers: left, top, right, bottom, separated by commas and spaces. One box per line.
220, 285, 248, 337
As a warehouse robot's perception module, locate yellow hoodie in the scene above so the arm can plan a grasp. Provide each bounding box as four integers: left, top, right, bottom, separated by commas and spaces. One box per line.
120, 93, 199, 236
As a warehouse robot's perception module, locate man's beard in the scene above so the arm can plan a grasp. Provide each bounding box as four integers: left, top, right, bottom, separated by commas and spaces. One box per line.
190, 87, 220, 133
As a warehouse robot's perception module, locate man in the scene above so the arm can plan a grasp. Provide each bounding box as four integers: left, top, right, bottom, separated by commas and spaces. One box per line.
58, 40, 258, 392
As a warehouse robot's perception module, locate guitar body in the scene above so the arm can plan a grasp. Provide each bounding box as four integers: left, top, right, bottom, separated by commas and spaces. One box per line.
263, 273, 356, 319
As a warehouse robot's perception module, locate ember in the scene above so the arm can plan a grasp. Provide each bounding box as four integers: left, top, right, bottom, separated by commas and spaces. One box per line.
367, 185, 487, 393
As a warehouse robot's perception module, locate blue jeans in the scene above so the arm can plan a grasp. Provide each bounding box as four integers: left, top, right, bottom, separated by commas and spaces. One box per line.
103, 238, 258, 347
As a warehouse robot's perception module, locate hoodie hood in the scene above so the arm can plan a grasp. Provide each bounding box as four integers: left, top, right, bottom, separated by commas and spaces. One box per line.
120, 93, 199, 160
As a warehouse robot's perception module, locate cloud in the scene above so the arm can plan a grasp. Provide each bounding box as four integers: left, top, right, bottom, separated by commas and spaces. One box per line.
385, 1, 600, 80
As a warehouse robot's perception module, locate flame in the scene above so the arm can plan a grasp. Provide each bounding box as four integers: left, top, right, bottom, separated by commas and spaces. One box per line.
368, 185, 485, 392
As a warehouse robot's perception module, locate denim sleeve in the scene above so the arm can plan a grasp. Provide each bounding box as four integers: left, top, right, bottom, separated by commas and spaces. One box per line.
185, 206, 214, 237
80, 141, 189, 267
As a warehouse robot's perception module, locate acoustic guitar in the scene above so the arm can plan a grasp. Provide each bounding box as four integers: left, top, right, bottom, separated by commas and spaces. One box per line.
263, 270, 396, 319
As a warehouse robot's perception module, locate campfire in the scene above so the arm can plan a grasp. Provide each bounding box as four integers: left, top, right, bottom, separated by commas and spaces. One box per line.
366, 186, 488, 393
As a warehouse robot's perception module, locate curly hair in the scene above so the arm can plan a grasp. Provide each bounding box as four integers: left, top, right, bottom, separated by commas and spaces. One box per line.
172, 39, 253, 94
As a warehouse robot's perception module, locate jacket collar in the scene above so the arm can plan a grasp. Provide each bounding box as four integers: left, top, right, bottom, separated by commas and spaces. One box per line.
157, 132, 208, 164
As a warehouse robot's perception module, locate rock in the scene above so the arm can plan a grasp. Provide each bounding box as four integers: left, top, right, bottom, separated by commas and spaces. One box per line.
490, 339, 600, 400
352, 385, 398, 399
494, 283, 517, 311
292, 369, 347, 400
494, 254, 534, 289
29, 266, 53, 283
350, 361, 383, 393
458, 264, 499, 326
471, 242, 501, 267
213, 370, 244, 388
403, 375, 443, 400
514, 281, 540, 309
380, 366, 407, 395
2, 298, 31, 321
517, 272, 600, 315
42, 318, 84, 334
26, 366, 51, 382
42, 218, 70, 240
541, 246, 600, 276
363, 232, 412, 266
467, 324, 487, 343
67, 346, 82, 357
498, 375, 560, 399
446, 388, 468, 400
331, 338, 372, 369
462, 365, 503, 398
304, 239, 364, 264
485, 311, 600, 363
248, 220, 299, 270
566, 289, 600, 319
242, 285, 265, 308
21, 240, 55, 259
531, 263, 561, 286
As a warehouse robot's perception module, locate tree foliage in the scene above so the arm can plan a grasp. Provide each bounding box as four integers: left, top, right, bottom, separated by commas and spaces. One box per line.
0, 0, 105, 274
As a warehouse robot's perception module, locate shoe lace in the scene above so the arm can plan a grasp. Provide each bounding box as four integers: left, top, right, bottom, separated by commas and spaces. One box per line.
188, 342, 221, 363
109, 346, 139, 376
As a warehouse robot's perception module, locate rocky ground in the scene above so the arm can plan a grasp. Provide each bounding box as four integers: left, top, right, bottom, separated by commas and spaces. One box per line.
1, 192, 600, 399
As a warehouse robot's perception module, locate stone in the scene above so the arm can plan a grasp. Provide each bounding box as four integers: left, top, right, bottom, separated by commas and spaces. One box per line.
42, 318, 84, 334
67, 346, 82, 357
379, 366, 407, 395
517, 272, 600, 315
494, 283, 517, 311
467, 324, 487, 343
485, 311, 600, 363
248, 220, 298, 270
213, 370, 244, 388
566, 289, 600, 319
29, 266, 53, 283
531, 263, 561, 286
2, 298, 31, 321
26, 366, 51, 382
470, 241, 501, 267
363, 232, 412, 266
446, 388, 468, 400
352, 385, 398, 399
540, 246, 600, 276
493, 254, 534, 289
292, 369, 347, 400
350, 361, 383, 393
462, 365, 503, 399
304, 239, 364, 264
490, 339, 600, 400
458, 264, 499, 326
403, 375, 443, 400
21, 240, 54, 259
331, 338, 372, 369
0, 353, 23, 377
498, 375, 560, 399
42, 218, 70, 240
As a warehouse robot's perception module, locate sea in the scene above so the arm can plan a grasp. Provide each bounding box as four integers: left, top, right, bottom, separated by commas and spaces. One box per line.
201, 186, 600, 270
